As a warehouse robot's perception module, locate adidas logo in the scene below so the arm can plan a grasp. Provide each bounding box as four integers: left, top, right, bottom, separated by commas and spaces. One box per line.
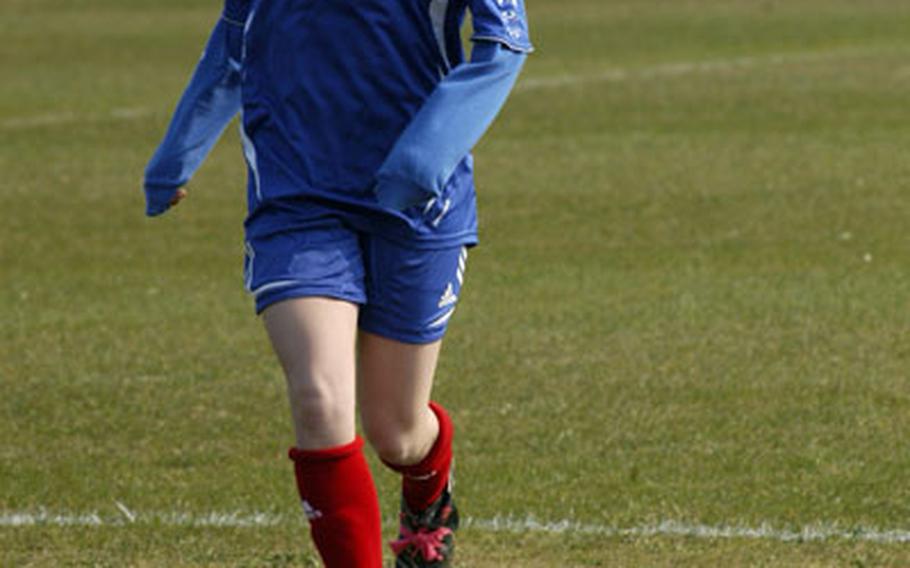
301, 500, 323, 521
438, 283, 458, 309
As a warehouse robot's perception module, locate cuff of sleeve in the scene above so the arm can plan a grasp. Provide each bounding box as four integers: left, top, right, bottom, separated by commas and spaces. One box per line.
471, 34, 534, 54
144, 183, 181, 217
374, 174, 435, 211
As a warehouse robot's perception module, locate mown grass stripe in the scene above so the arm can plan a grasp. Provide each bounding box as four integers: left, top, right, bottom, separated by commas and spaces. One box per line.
4, 45, 904, 132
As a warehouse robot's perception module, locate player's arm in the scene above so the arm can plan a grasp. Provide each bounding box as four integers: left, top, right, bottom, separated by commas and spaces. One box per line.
142, 0, 249, 217
374, 0, 533, 211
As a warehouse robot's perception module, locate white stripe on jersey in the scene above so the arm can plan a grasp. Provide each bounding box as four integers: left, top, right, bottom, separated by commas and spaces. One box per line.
431, 198, 452, 228
428, 0, 451, 72
243, 241, 256, 291
239, 119, 262, 202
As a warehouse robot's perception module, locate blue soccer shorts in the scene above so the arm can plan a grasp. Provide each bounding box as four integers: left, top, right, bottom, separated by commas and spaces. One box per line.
243, 214, 469, 344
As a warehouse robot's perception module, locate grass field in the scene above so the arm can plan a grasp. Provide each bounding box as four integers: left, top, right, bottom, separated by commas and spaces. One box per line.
4, 0, 910, 565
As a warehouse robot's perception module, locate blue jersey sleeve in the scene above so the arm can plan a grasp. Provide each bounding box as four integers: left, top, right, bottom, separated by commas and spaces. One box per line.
142, 3, 248, 217
222, 0, 250, 27
469, 0, 533, 54
373, 41, 528, 210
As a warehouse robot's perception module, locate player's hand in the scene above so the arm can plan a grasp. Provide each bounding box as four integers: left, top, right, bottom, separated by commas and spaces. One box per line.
170, 188, 188, 207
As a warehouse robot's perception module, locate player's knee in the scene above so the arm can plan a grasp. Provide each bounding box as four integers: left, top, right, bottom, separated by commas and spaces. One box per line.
361, 411, 427, 465
366, 432, 414, 465
286, 371, 353, 434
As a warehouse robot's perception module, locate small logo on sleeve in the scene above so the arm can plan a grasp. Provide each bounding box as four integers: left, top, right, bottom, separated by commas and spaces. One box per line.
495, 0, 524, 40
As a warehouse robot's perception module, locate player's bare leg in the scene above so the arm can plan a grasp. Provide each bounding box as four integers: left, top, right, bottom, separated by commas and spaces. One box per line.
358, 331, 459, 566
263, 297, 358, 449
262, 297, 382, 567
357, 332, 441, 465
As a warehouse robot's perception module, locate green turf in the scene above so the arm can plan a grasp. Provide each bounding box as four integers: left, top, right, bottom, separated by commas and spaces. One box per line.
4, 0, 910, 565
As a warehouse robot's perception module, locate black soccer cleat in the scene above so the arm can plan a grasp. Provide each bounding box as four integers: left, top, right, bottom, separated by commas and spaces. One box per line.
389, 480, 460, 567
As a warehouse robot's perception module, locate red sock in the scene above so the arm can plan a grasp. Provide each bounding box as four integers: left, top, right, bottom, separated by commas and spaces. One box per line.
288, 437, 382, 568
383, 402, 454, 512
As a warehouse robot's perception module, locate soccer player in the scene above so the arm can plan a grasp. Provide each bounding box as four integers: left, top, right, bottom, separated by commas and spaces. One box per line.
143, 0, 532, 565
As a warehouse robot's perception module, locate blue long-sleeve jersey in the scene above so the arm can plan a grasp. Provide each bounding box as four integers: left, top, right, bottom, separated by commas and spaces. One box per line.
144, 0, 532, 246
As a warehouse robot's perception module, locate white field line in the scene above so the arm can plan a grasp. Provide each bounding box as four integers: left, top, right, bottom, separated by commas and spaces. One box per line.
0, 106, 151, 131
468, 516, 910, 544
2, 510, 910, 544
515, 46, 905, 92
